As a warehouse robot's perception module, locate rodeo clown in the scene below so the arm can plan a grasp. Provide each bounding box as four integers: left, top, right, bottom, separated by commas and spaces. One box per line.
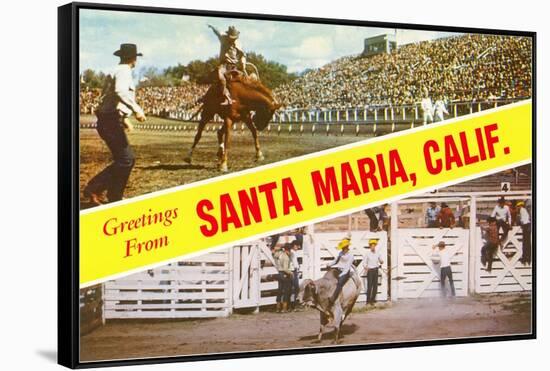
208, 24, 248, 105
327, 237, 355, 306
84, 43, 146, 205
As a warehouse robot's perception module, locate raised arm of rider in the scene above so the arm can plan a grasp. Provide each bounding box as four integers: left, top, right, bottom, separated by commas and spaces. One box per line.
208, 24, 222, 39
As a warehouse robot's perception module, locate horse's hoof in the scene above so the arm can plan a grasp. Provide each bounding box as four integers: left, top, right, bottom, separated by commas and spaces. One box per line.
219, 163, 228, 172
184, 157, 192, 164
256, 155, 265, 162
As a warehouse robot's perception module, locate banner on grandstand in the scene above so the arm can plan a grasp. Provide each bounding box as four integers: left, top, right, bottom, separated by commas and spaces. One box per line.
79, 100, 531, 287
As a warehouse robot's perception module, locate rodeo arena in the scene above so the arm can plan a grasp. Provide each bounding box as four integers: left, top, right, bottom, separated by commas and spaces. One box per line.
79, 33, 532, 359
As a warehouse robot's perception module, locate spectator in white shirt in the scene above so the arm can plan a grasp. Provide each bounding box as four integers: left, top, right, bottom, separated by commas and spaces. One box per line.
491, 197, 512, 244
433, 96, 449, 122
517, 201, 532, 264
420, 89, 434, 125
363, 239, 384, 305
432, 241, 456, 297
328, 238, 354, 306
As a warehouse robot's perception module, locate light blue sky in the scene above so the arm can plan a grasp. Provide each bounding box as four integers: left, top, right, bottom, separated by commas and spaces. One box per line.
80, 9, 460, 74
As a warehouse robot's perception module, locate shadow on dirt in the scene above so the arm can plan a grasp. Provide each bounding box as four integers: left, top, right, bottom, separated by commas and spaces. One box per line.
298, 322, 359, 342
140, 164, 207, 171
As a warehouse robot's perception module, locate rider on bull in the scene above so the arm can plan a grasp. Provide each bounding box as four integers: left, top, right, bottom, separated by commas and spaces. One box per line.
327, 237, 354, 306
208, 24, 248, 105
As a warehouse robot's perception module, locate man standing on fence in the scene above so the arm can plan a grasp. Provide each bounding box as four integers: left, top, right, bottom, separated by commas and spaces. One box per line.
84, 43, 146, 205
437, 203, 455, 228
426, 201, 440, 228
491, 196, 512, 245
433, 241, 456, 297
517, 201, 532, 264
363, 239, 384, 305
480, 217, 499, 272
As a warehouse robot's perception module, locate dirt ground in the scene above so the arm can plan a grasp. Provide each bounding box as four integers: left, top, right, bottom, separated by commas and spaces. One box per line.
80, 292, 531, 362
79, 115, 362, 208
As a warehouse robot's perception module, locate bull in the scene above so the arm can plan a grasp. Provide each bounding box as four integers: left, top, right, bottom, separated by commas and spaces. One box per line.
298, 268, 362, 344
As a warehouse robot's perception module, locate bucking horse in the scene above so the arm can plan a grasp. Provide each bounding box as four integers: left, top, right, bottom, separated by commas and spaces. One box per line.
185, 67, 281, 172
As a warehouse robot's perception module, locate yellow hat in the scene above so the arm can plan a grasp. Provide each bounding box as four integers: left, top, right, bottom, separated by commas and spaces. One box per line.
517, 201, 525, 207
337, 238, 351, 250
368, 239, 378, 245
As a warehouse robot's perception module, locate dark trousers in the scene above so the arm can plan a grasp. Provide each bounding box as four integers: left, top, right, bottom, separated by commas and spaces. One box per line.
521, 223, 532, 264
427, 220, 438, 228
440, 266, 456, 297
496, 220, 510, 243
291, 269, 300, 303
85, 113, 135, 202
366, 268, 379, 303
276, 272, 292, 303
481, 242, 498, 272
331, 271, 350, 302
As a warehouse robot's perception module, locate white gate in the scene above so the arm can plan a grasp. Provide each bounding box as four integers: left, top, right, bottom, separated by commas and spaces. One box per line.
395, 228, 469, 298
475, 226, 532, 293
231, 242, 261, 308
104, 250, 231, 319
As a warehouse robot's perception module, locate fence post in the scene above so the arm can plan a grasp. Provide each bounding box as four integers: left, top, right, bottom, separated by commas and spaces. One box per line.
468, 196, 477, 295
228, 246, 234, 315
390, 202, 398, 301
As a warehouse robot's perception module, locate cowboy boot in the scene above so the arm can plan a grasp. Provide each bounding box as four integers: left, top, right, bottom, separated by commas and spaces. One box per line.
84, 188, 103, 206
221, 87, 233, 105
282, 302, 288, 313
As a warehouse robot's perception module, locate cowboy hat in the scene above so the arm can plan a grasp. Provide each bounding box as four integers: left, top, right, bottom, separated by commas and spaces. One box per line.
226, 26, 240, 39
113, 43, 143, 58
337, 238, 351, 250
368, 239, 378, 245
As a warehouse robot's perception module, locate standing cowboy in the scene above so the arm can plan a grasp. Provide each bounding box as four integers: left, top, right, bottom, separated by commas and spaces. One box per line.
491, 196, 512, 244
363, 239, 384, 305
84, 43, 146, 205
517, 201, 532, 264
327, 237, 354, 306
432, 241, 456, 297
208, 24, 248, 105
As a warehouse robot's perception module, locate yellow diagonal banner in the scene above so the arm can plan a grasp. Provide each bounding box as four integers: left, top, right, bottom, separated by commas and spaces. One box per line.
80, 100, 532, 287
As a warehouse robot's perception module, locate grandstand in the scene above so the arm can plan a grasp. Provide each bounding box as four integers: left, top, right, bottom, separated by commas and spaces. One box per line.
274, 34, 531, 110
79, 33, 532, 117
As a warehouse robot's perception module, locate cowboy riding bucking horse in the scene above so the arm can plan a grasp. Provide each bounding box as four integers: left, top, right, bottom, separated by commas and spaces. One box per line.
184, 25, 281, 172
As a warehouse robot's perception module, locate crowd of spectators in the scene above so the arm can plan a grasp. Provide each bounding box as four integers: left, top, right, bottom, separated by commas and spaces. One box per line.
274, 34, 532, 110
79, 88, 102, 115
79, 83, 207, 117
80, 34, 532, 115
135, 84, 207, 117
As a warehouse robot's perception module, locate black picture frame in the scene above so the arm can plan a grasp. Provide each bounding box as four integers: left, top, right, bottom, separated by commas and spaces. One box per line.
58, 2, 537, 368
